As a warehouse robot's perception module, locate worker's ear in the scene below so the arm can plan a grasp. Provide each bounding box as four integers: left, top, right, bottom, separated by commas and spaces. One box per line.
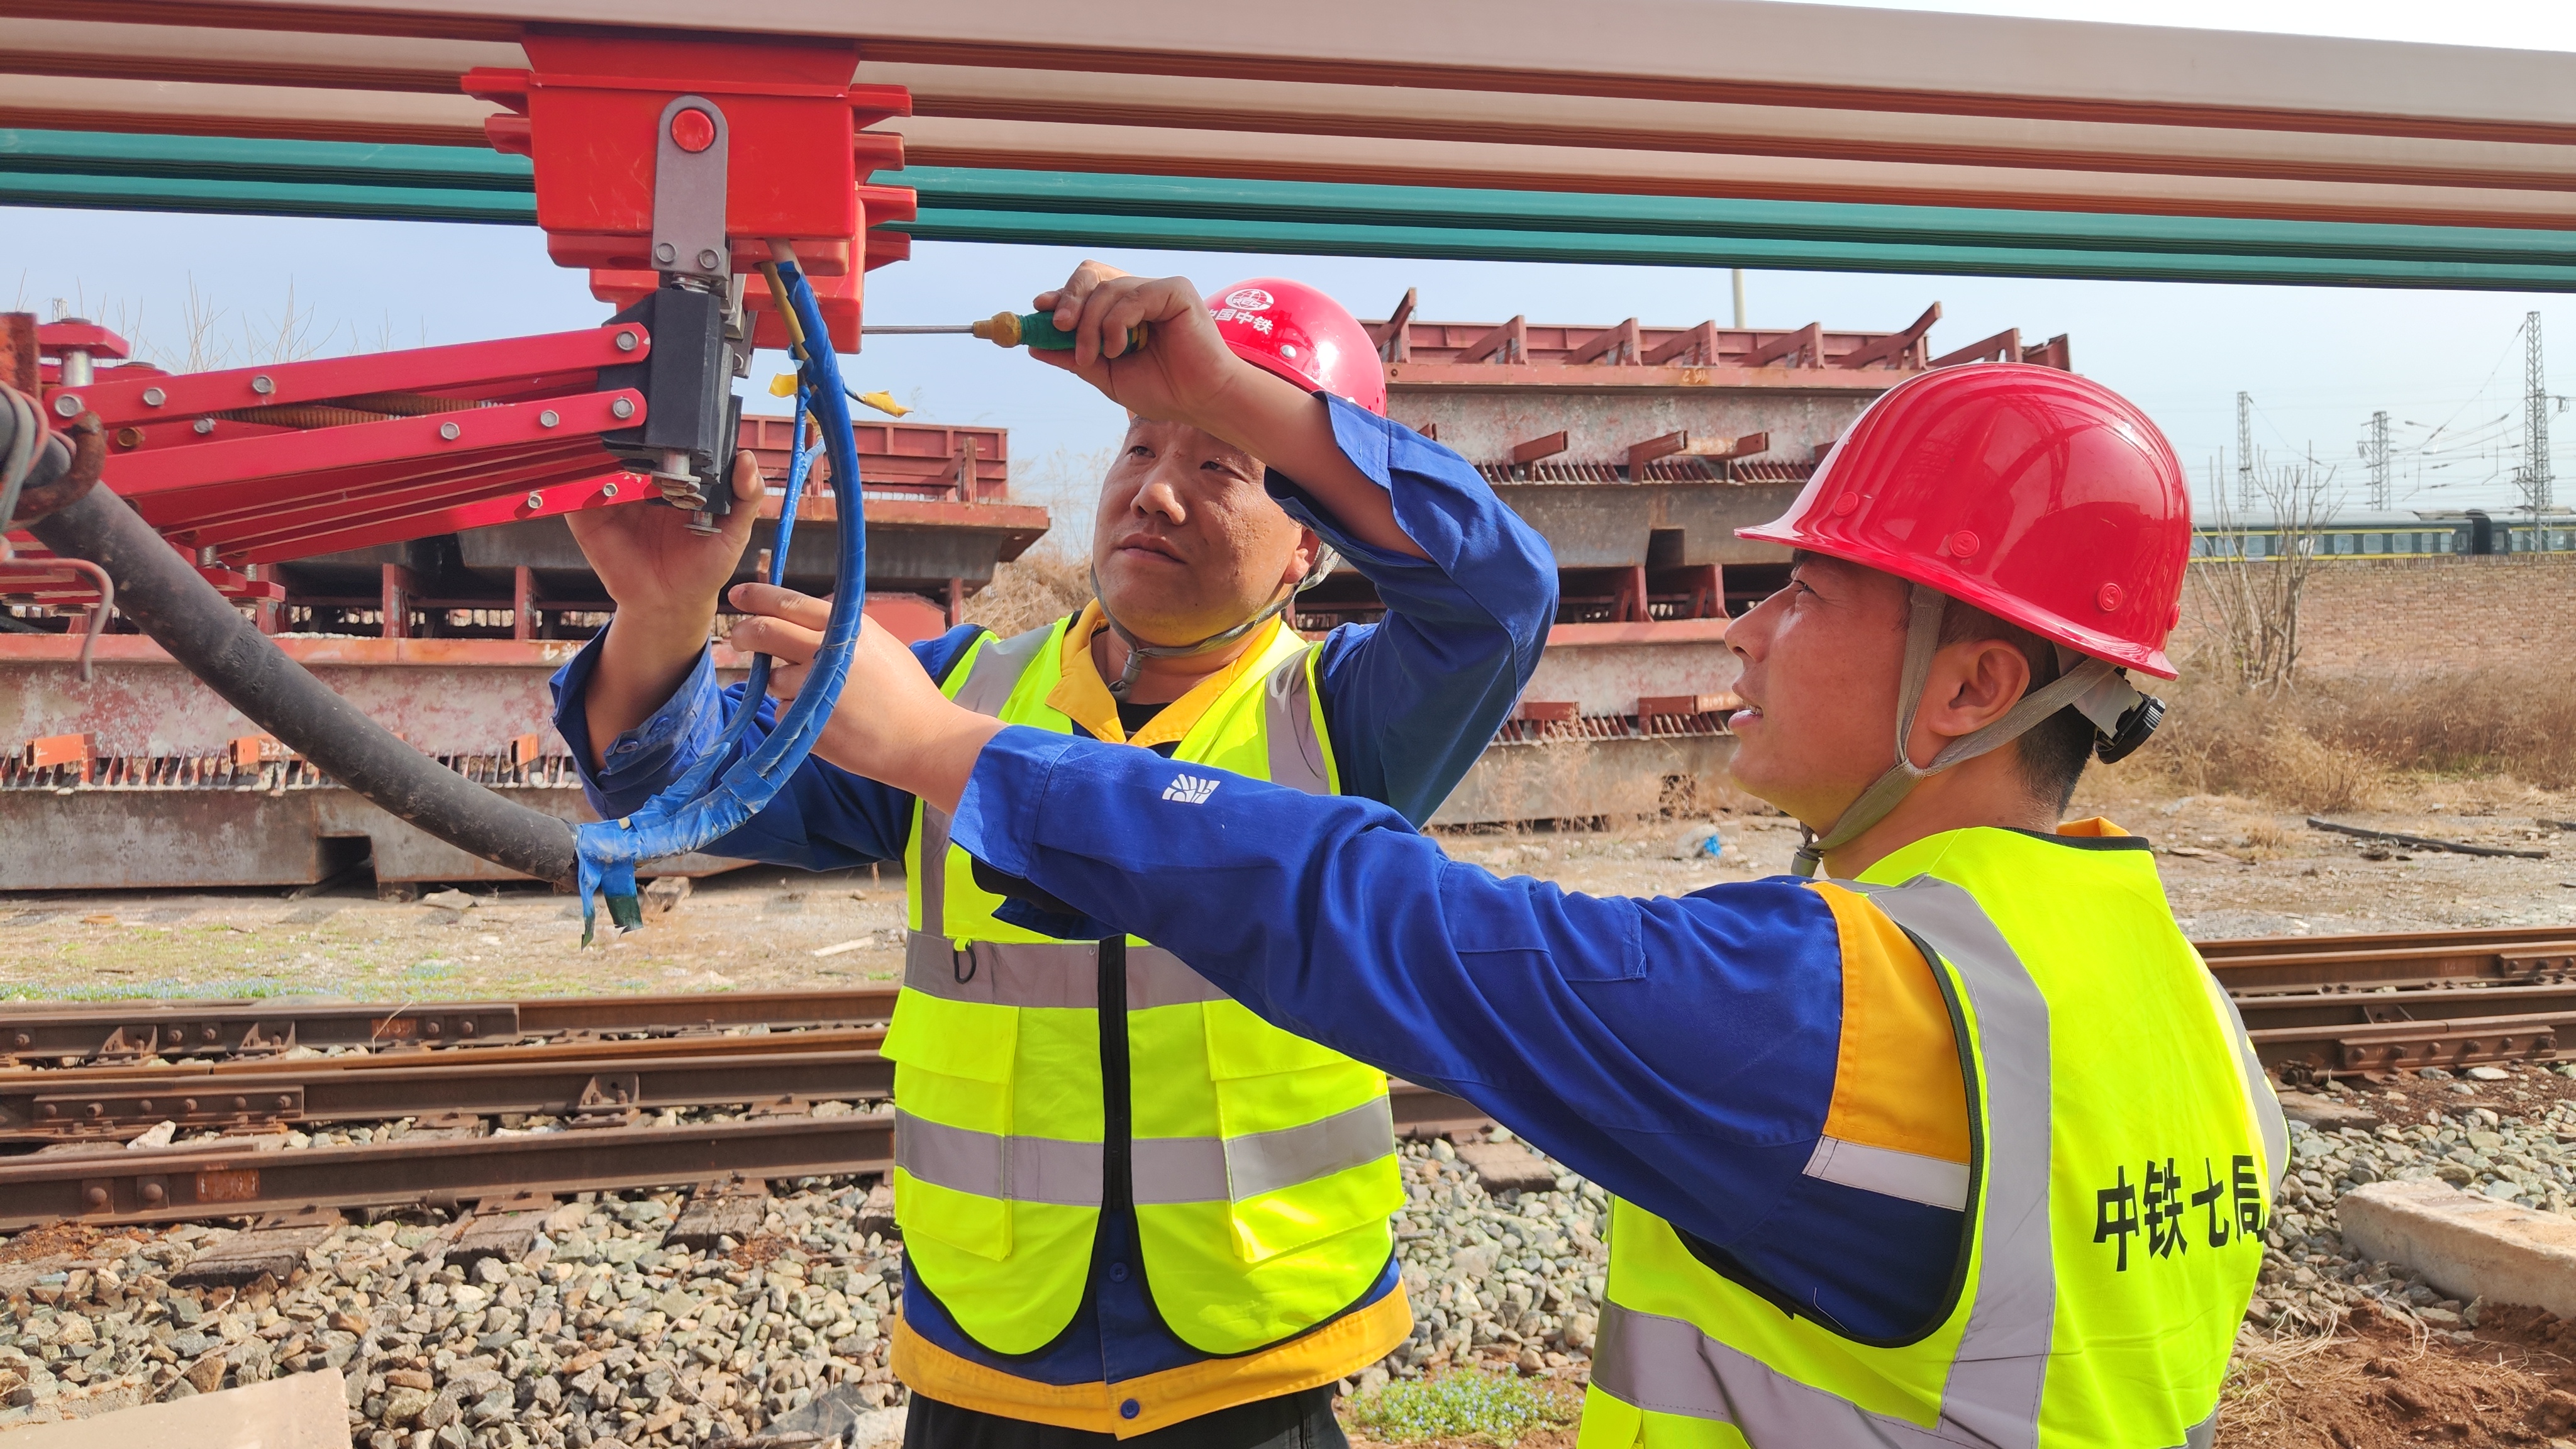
1918, 637, 2035, 742
1277, 527, 1323, 592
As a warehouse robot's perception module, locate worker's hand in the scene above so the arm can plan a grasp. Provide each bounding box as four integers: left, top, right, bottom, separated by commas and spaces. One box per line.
569, 448, 764, 616
1030, 262, 1270, 435
572, 450, 765, 767
728, 582, 1000, 811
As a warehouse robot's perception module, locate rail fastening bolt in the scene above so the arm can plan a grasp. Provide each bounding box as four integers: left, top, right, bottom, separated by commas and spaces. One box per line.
274, 1094, 291, 1111
231, 1096, 247, 1111
84, 1186, 106, 1208
142, 1182, 165, 1204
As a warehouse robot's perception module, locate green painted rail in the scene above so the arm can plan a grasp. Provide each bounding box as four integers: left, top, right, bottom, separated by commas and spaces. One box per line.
8, 129, 2576, 290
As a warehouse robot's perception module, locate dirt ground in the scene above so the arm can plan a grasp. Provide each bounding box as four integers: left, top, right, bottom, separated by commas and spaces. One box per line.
2224, 1301, 2576, 1448
3, 778, 2574, 1002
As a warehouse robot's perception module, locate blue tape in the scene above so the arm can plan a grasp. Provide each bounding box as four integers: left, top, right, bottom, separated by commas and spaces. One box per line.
572, 258, 863, 943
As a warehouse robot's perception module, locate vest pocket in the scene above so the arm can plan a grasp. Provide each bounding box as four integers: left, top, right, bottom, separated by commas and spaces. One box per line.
1202, 999, 1401, 1262
884, 994, 1019, 1260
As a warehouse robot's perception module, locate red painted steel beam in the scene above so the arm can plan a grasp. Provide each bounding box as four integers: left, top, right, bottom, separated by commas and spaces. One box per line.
98, 391, 638, 497
45, 323, 645, 427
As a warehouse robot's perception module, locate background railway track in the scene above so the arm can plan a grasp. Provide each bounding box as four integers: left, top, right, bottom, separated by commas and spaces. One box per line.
6, 923, 2575, 1228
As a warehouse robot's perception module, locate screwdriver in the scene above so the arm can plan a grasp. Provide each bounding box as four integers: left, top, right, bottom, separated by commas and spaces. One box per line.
863, 311, 1148, 352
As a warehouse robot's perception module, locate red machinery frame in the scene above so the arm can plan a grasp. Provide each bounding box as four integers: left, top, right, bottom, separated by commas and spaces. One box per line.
9, 30, 916, 609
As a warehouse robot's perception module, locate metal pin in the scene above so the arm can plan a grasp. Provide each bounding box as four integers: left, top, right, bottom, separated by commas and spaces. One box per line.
140, 387, 166, 408
526, 492, 545, 509
615, 330, 640, 352
438, 422, 462, 441
192, 418, 214, 435
52, 394, 80, 418
250, 375, 274, 396
611, 398, 636, 419
538, 409, 561, 428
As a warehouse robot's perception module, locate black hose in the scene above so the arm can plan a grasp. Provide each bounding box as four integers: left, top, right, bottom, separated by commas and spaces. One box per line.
27, 485, 579, 884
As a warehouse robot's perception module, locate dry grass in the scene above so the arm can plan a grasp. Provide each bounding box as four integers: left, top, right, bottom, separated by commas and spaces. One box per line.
2132, 659, 2576, 812
961, 547, 1091, 638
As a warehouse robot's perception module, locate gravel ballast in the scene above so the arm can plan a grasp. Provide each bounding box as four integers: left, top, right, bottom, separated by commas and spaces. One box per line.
14, 1085, 2565, 1444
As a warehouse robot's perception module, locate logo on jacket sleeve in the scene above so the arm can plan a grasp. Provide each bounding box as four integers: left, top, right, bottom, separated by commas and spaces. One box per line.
1162, 774, 1221, 804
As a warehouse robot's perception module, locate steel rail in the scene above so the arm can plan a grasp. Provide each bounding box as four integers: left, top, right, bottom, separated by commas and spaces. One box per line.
0, 1036, 892, 1142
0, 987, 902, 1062
0, 1080, 1485, 1228
2206, 940, 2576, 996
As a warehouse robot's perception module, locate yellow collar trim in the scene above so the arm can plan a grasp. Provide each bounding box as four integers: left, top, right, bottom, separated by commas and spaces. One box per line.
1046, 601, 1286, 750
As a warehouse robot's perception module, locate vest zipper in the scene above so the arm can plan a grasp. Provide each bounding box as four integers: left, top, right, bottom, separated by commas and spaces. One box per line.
1098, 935, 1133, 1225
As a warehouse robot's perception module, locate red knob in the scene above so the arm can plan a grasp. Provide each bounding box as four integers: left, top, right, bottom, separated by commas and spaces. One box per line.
670, 108, 716, 154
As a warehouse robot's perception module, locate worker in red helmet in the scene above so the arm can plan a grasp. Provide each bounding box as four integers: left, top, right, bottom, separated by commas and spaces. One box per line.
773, 361, 2288, 1447
552, 260, 1556, 1448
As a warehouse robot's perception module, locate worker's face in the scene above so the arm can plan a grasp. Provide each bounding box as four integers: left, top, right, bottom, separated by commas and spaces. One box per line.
1723, 555, 1914, 826
1090, 418, 1317, 647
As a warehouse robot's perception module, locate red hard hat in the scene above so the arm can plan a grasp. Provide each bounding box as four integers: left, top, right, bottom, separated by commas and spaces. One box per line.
1738, 363, 2191, 679
1208, 278, 1387, 416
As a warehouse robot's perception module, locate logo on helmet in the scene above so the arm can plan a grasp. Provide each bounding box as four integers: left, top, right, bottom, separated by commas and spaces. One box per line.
1221, 287, 1275, 312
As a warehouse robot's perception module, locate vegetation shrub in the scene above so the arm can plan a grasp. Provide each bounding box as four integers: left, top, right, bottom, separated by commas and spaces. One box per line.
1344, 1368, 1579, 1446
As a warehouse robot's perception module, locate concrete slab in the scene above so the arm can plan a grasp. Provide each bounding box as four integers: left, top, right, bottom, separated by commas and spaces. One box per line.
0, 1367, 348, 1447
1454, 1141, 1560, 1195
2339, 1179, 2576, 1319
170, 1221, 337, 1291
2279, 1092, 2385, 1132
665, 1179, 767, 1253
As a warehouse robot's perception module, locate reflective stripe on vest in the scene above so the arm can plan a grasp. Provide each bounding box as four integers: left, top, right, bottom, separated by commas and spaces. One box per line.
1590, 1306, 2216, 1449
1587, 877, 2053, 1448
902, 933, 1230, 1011
898, 1096, 1396, 1208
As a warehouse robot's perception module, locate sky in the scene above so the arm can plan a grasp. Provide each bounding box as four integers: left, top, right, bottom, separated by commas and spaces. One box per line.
9, 0, 2576, 544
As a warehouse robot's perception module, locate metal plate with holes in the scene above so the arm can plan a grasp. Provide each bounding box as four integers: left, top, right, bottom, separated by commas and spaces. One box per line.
0, 1001, 521, 1062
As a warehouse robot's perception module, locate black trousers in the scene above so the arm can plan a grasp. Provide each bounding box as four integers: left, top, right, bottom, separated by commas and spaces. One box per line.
902, 1386, 1349, 1449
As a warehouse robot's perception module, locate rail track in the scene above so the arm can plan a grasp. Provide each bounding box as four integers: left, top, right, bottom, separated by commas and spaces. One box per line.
4, 923, 2574, 1228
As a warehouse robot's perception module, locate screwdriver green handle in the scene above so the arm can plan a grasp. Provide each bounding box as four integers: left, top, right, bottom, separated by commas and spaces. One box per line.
972, 311, 1149, 352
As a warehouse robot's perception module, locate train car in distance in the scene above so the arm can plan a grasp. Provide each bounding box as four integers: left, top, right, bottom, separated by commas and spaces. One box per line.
2192, 506, 2576, 560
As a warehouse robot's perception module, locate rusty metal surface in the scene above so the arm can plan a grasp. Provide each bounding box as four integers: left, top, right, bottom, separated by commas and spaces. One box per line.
0, 1040, 894, 1141
0, 1110, 901, 1228
1399, 393, 1862, 489
0, 987, 903, 1064
2206, 938, 2576, 996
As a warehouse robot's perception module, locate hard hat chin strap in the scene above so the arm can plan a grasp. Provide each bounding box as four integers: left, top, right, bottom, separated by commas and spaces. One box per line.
1088, 543, 1340, 700
1789, 583, 2135, 879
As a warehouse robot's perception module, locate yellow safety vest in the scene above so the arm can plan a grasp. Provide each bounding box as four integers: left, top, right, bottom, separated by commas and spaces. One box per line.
883, 614, 1406, 1362
1578, 828, 2288, 1449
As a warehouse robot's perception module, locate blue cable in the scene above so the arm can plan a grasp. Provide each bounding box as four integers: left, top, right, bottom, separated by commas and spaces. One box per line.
571, 257, 864, 941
